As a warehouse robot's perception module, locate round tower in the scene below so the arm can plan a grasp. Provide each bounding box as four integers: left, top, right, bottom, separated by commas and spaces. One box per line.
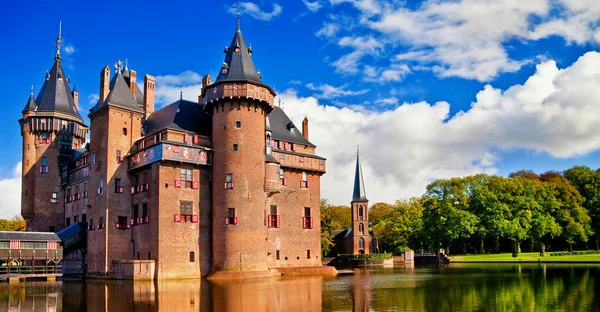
203, 24, 276, 278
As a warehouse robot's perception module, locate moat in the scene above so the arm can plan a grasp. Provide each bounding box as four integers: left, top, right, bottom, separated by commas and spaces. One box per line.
1, 264, 599, 311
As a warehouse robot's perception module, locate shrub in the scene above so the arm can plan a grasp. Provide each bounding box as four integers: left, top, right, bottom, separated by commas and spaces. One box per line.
549, 250, 600, 257
337, 253, 393, 260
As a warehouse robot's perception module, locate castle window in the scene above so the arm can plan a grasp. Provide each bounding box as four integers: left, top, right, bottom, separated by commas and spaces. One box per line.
190, 252, 195, 262
359, 223, 364, 234
99, 217, 104, 229
301, 172, 309, 188
40, 157, 48, 173
276, 250, 280, 260
89, 218, 94, 230
142, 203, 148, 218
180, 169, 193, 188
236, 121, 241, 128
116, 150, 122, 163
359, 206, 364, 220
66, 217, 71, 226
41, 132, 50, 144
268, 205, 279, 228
82, 214, 87, 223
74, 215, 79, 223
227, 208, 236, 225
303, 207, 313, 229
133, 204, 139, 224
225, 174, 234, 189
180, 201, 193, 222
92, 154, 96, 166
233, 144, 238, 152
123, 128, 128, 136
98, 179, 103, 194
115, 179, 122, 193
279, 168, 286, 185
117, 216, 127, 228
27, 144, 30, 151
307, 250, 311, 259
358, 238, 365, 249
52, 192, 58, 199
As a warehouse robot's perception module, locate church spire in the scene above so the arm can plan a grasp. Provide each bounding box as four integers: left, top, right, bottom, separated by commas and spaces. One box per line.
55, 22, 62, 60
352, 146, 368, 202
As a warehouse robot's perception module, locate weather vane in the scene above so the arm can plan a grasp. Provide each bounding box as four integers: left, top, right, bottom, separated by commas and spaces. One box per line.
237, 2, 241, 29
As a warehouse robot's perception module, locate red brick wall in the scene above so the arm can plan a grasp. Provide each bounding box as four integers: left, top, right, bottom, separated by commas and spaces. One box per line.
211, 100, 269, 273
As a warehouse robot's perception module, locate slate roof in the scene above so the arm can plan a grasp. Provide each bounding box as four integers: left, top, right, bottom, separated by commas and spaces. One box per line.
143, 99, 211, 136
122, 69, 145, 106
90, 70, 143, 114
352, 149, 368, 202
215, 27, 262, 84
268, 107, 315, 147
57, 222, 85, 241
33, 59, 83, 122
22, 93, 37, 113
0, 231, 60, 242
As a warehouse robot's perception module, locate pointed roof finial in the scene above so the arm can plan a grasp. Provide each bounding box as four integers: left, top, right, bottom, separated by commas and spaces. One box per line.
55, 21, 62, 60
125, 58, 128, 70
31, 85, 34, 95
237, 2, 241, 30
180, 90, 183, 100
357, 145, 360, 156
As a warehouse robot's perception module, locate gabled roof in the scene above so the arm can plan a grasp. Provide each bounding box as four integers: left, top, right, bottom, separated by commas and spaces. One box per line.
268, 107, 315, 147
143, 99, 211, 136
90, 70, 143, 114
34, 59, 83, 122
215, 27, 262, 84
0, 231, 60, 242
22, 93, 37, 113
352, 148, 368, 202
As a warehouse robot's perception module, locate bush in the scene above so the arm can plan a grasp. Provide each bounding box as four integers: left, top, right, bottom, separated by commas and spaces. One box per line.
337, 253, 393, 260
549, 250, 600, 257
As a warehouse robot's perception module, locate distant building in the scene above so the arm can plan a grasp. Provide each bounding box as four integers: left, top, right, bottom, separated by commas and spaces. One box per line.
19, 22, 333, 279
331, 148, 375, 255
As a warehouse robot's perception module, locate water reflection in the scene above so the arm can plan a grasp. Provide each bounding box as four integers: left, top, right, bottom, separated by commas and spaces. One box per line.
0, 264, 598, 311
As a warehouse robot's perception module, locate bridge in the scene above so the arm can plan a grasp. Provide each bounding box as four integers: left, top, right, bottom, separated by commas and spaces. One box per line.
414, 252, 450, 264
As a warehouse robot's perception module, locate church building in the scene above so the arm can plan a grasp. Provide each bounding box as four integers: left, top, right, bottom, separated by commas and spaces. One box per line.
18, 21, 335, 279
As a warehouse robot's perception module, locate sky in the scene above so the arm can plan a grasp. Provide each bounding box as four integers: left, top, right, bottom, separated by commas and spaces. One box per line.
2, 0, 600, 218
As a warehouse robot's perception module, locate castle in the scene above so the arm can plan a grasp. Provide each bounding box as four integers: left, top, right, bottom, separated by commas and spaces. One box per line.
18, 22, 335, 279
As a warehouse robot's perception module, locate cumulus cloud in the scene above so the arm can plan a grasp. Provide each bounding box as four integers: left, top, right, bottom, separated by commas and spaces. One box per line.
153, 71, 204, 106
320, 0, 600, 82
306, 82, 369, 99
279, 52, 600, 204
88, 94, 99, 104
228, 2, 283, 21
152, 52, 600, 205
63, 45, 76, 55
302, 0, 322, 12
0, 162, 22, 219
316, 23, 339, 38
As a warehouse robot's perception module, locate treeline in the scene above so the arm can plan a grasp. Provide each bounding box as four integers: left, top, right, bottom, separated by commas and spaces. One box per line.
321, 165, 600, 255
0, 216, 26, 231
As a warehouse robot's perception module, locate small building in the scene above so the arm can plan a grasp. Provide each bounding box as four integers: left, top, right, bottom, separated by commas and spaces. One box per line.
0, 231, 62, 275
331, 148, 375, 255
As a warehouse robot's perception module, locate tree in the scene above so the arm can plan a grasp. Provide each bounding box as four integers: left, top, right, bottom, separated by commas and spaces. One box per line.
320, 199, 351, 256
564, 166, 600, 250
369, 202, 393, 226
0, 216, 26, 231
372, 198, 422, 254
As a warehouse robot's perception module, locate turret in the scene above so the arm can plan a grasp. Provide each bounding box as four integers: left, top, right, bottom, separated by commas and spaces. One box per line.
203, 22, 277, 278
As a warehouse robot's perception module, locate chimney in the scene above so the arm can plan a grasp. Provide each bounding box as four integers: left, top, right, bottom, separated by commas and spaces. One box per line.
302, 117, 309, 140
72, 89, 79, 111
129, 70, 137, 97
199, 74, 211, 104
143, 74, 155, 118
99, 66, 110, 103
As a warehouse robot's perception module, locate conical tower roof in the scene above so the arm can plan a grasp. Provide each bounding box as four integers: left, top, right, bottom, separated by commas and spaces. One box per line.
215, 26, 261, 84
34, 59, 83, 122
22, 92, 37, 113
352, 147, 368, 202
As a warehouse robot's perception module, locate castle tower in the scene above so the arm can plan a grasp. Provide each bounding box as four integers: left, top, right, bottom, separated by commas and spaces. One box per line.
201, 22, 276, 278
86, 60, 149, 274
350, 148, 371, 254
19, 25, 88, 232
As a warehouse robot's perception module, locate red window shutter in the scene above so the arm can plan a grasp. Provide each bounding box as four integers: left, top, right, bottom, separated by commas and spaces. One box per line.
225, 218, 230, 225
130, 187, 135, 194
154, 135, 158, 144
115, 223, 121, 229
174, 214, 181, 222
283, 178, 287, 186
130, 218, 134, 226
307, 181, 310, 188
310, 217, 314, 229
224, 182, 228, 189
192, 215, 198, 223
184, 134, 188, 143
231, 181, 235, 189
145, 216, 149, 224
292, 143, 296, 151
268, 215, 272, 228
193, 135, 199, 144
192, 181, 199, 190
302, 216, 307, 229
271, 140, 276, 148
145, 183, 149, 191
276, 215, 280, 228
174, 180, 181, 188
300, 181, 303, 187
234, 217, 238, 225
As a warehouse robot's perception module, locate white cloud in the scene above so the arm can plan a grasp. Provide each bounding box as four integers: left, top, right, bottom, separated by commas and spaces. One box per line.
63, 45, 76, 55
0, 162, 22, 219
331, 50, 363, 74
88, 94, 99, 104
316, 22, 339, 38
306, 82, 369, 99
279, 52, 600, 205
338, 36, 382, 53
228, 2, 283, 21
320, 0, 600, 81
303, 0, 322, 12
152, 71, 205, 106
375, 97, 398, 105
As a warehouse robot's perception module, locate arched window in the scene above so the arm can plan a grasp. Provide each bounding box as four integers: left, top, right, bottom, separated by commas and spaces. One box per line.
358, 238, 365, 249
359, 223, 364, 234
358, 205, 364, 220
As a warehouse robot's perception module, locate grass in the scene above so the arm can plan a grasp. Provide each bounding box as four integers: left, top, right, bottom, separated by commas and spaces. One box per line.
449, 252, 600, 263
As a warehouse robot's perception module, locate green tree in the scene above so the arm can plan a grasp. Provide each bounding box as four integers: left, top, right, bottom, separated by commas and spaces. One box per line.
0, 216, 26, 231
320, 199, 351, 256
564, 166, 600, 250
372, 198, 422, 254
369, 202, 393, 226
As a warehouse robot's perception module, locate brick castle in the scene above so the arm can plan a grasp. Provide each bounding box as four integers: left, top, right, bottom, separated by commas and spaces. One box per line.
19, 23, 336, 279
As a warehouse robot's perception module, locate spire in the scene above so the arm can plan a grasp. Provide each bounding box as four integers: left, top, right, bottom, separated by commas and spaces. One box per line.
214, 21, 262, 84
55, 22, 62, 60
22, 86, 37, 113
352, 146, 368, 202
237, 2, 241, 30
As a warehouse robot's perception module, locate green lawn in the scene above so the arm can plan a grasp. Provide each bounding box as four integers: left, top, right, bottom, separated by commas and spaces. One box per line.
449, 252, 600, 262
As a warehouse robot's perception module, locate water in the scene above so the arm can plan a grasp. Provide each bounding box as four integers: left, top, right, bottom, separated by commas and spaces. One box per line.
1, 263, 599, 311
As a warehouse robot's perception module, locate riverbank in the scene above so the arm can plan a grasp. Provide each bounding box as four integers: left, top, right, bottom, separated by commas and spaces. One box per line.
449, 252, 600, 263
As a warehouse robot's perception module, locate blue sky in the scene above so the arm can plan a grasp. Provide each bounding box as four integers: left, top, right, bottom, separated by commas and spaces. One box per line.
2, 0, 600, 216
